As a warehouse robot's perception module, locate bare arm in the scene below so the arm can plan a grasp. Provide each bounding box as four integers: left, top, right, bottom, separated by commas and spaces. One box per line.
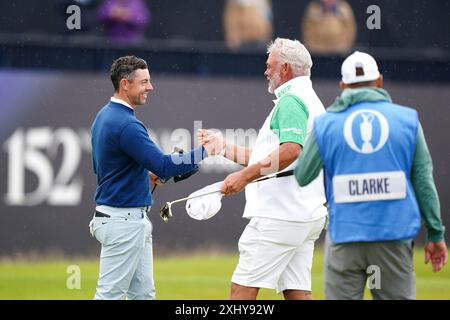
221, 142, 301, 195
223, 143, 252, 166
197, 129, 251, 166
197, 128, 301, 194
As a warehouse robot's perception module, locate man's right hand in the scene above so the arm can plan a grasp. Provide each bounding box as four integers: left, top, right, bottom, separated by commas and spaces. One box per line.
425, 241, 448, 272
197, 129, 226, 156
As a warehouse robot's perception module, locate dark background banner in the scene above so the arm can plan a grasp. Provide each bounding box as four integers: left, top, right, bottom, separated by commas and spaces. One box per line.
0, 70, 448, 255
1, 0, 449, 50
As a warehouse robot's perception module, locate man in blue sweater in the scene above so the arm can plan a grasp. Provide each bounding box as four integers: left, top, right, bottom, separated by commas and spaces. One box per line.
89, 55, 206, 300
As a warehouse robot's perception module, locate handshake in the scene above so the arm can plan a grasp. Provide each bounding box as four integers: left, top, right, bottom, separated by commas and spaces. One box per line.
196, 129, 227, 157
151, 130, 227, 190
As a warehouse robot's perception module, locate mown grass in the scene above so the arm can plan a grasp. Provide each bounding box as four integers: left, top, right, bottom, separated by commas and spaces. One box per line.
0, 248, 448, 300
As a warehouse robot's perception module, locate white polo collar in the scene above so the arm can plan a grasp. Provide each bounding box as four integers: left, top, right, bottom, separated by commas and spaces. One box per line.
110, 96, 134, 110
273, 76, 312, 104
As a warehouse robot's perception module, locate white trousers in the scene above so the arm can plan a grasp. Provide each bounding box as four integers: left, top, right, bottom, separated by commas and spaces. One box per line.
89, 206, 155, 300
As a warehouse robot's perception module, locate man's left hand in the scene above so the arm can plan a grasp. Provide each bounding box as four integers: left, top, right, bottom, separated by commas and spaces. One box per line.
149, 173, 163, 189
425, 241, 448, 272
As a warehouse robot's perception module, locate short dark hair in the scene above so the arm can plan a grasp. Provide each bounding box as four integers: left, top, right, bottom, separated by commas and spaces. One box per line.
346, 80, 378, 88
110, 56, 148, 91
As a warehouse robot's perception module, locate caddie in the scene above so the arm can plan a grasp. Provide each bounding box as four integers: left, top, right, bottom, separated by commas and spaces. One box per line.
295, 51, 447, 300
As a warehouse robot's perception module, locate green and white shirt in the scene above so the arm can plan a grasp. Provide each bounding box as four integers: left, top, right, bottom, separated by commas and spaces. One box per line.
243, 76, 327, 222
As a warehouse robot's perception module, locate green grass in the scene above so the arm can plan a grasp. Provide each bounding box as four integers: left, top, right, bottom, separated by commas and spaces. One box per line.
0, 248, 449, 300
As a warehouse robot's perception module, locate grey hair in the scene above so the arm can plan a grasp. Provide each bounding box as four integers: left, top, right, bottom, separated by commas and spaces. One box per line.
267, 38, 313, 76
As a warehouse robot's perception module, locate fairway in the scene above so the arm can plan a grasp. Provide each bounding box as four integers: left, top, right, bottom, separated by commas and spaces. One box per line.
0, 248, 449, 300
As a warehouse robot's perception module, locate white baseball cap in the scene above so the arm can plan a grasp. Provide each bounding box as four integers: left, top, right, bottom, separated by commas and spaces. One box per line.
341, 51, 381, 84
185, 181, 223, 220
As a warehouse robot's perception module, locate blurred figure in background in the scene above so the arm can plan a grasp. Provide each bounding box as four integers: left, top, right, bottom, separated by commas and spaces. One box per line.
302, 0, 356, 54
223, 0, 273, 50
98, 0, 150, 44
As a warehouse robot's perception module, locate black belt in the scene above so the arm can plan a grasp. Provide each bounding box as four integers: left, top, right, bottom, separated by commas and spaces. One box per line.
94, 210, 110, 218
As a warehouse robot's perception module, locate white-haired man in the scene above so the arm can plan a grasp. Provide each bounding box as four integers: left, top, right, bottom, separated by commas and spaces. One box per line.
198, 38, 327, 299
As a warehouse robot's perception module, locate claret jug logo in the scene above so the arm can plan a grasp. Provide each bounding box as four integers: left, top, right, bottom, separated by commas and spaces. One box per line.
343, 109, 389, 154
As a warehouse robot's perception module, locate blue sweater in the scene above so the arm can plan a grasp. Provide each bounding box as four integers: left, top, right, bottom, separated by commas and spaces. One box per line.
91, 101, 206, 207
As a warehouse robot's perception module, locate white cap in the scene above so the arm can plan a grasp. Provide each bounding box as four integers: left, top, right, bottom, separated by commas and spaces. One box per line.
341, 51, 380, 84
185, 181, 223, 220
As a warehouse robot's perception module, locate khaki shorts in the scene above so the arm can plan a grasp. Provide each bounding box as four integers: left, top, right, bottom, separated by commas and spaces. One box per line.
324, 233, 416, 300
232, 216, 326, 293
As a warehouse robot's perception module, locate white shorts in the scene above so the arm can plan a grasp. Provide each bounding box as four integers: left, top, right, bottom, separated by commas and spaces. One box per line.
231, 216, 326, 293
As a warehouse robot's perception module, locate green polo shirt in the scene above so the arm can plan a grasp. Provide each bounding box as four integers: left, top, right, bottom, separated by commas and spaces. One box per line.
270, 93, 309, 146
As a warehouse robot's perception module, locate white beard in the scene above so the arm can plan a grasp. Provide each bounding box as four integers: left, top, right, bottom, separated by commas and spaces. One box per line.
268, 73, 281, 94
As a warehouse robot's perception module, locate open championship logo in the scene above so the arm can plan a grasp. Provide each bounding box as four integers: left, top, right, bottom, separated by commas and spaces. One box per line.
343, 109, 389, 154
